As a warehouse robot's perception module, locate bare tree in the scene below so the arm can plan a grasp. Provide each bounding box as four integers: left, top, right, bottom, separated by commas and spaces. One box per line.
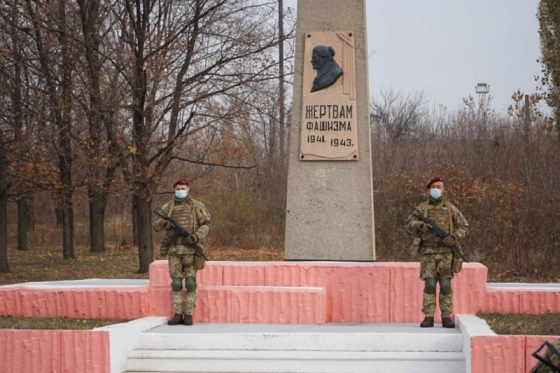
17, 0, 81, 259
99, 0, 289, 272
0, 134, 9, 273
370, 89, 428, 174
75, 0, 120, 253
370, 89, 428, 143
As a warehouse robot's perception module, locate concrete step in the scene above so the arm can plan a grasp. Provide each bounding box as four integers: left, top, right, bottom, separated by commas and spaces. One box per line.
125, 350, 465, 373
135, 329, 463, 352
124, 323, 466, 373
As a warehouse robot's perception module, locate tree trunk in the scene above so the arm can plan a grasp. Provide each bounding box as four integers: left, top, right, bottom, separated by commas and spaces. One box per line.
78, 0, 116, 254
58, 0, 75, 260
0, 193, 8, 273
0, 135, 10, 273
17, 198, 28, 250
60, 189, 75, 259
89, 189, 107, 253
278, 0, 285, 162
55, 195, 63, 228
134, 194, 153, 273
26, 196, 35, 232
132, 197, 138, 246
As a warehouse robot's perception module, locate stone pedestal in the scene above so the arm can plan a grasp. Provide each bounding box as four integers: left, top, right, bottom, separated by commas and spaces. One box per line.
284, 0, 375, 261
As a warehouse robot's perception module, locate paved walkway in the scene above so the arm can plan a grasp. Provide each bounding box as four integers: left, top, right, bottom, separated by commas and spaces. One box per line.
145, 322, 462, 335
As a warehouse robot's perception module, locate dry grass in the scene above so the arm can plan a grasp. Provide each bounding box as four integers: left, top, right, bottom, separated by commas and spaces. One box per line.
0, 244, 283, 286
0, 316, 124, 330
478, 312, 560, 335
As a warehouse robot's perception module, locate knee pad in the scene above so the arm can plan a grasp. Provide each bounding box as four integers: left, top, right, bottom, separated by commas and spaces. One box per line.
171, 277, 183, 292
424, 278, 437, 294
440, 278, 453, 295
185, 276, 197, 292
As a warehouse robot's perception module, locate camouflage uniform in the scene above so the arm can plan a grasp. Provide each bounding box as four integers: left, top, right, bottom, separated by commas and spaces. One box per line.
405, 197, 469, 318
153, 195, 211, 316
530, 339, 560, 373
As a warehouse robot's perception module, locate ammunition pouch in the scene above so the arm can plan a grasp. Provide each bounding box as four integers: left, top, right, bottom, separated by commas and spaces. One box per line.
194, 253, 206, 270
452, 253, 463, 273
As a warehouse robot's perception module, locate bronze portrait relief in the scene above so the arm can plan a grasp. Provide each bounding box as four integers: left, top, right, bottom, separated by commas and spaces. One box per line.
310, 45, 343, 92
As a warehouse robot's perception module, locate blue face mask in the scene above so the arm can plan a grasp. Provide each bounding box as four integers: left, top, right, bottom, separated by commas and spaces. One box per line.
430, 188, 442, 200
175, 190, 188, 199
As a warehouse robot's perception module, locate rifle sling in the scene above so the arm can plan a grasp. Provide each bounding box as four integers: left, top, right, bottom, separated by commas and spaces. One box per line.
167, 200, 176, 218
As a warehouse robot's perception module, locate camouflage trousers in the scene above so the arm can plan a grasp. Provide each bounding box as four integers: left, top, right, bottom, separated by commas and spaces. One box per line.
420, 251, 454, 317
168, 253, 197, 315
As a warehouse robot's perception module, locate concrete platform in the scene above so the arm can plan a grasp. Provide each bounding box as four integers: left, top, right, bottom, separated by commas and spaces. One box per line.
145, 321, 461, 335
2, 262, 560, 373
125, 322, 465, 373
3, 262, 560, 324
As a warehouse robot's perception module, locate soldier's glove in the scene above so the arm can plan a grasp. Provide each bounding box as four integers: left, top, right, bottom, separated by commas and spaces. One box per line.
185, 233, 199, 246
162, 221, 171, 230
443, 234, 457, 247
414, 221, 432, 234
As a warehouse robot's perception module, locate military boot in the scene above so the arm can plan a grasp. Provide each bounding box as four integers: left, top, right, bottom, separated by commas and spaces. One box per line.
167, 314, 183, 325
442, 317, 455, 328
184, 315, 193, 326
420, 316, 434, 327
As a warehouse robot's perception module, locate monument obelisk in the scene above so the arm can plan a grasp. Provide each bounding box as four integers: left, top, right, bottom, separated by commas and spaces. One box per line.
284, 0, 375, 261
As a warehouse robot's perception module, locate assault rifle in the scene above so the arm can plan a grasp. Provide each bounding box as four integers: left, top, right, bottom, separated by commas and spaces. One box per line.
409, 208, 469, 263
153, 207, 209, 261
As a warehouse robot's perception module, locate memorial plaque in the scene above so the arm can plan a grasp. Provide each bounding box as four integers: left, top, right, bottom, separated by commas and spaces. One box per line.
300, 32, 358, 161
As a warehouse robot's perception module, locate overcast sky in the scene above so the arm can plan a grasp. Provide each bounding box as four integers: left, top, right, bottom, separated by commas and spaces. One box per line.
283, 0, 544, 114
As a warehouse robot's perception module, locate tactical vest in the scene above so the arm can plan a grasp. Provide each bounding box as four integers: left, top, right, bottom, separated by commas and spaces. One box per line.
424, 201, 454, 234
421, 200, 454, 252
165, 198, 198, 254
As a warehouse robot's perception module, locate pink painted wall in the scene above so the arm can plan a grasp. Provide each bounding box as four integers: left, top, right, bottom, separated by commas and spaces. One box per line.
194, 285, 326, 324
471, 334, 560, 373
0, 286, 148, 320
150, 260, 560, 323
481, 288, 560, 314
0, 329, 109, 373
525, 335, 560, 372
3, 261, 558, 324
147, 285, 326, 324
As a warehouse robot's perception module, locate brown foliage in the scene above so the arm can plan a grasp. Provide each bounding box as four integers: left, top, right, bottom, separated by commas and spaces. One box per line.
372, 92, 560, 282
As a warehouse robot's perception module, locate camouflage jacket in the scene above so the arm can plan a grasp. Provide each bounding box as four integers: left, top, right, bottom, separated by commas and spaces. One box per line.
404, 197, 469, 254
153, 195, 212, 255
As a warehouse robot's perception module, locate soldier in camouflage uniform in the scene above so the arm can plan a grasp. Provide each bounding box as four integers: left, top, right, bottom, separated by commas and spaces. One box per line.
405, 176, 469, 328
153, 179, 211, 326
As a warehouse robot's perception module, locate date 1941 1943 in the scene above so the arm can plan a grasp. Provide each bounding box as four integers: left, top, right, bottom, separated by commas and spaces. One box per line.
307, 135, 354, 147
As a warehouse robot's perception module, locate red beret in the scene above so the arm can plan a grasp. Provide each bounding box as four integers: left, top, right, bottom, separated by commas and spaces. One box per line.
426, 176, 443, 189
173, 179, 189, 188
